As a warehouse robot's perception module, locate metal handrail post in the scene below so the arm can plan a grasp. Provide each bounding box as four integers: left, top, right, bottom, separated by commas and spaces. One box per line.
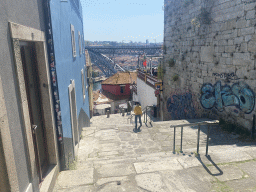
197, 124, 201, 154
180, 126, 183, 153
173, 126, 176, 153
206, 124, 210, 156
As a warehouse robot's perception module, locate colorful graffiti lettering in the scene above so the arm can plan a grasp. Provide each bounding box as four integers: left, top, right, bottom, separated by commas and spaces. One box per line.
167, 93, 197, 120
200, 81, 255, 114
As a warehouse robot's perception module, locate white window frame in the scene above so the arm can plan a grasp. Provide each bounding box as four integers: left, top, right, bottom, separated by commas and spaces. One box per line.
81, 69, 85, 102
82, 34, 84, 54
71, 24, 76, 57
78, 31, 82, 56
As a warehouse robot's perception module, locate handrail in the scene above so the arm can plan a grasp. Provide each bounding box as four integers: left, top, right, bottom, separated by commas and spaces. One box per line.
170, 120, 219, 156
127, 106, 148, 122
127, 105, 153, 127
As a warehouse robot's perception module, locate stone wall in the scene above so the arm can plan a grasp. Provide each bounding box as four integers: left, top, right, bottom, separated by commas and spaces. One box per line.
163, 0, 256, 130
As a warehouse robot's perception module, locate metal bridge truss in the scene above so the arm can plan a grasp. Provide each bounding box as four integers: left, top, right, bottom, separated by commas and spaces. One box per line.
85, 46, 163, 77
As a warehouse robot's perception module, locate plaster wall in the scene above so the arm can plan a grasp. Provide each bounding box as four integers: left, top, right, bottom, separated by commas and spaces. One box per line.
0, 0, 48, 191
137, 78, 157, 109
50, 0, 90, 165
163, 0, 256, 130
102, 84, 131, 96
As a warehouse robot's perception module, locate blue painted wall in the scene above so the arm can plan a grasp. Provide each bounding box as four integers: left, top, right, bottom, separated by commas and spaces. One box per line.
49, 0, 90, 157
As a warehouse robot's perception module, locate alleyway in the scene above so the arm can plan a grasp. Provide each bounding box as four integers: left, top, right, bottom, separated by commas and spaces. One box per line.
54, 114, 256, 191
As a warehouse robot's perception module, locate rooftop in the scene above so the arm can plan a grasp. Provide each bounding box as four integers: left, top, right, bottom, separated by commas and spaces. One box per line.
101, 71, 137, 85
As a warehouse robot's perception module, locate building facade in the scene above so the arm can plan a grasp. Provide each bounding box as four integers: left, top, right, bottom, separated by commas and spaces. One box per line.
101, 72, 137, 113
85, 50, 94, 117
163, 0, 256, 130
48, 0, 90, 168
0, 1, 59, 191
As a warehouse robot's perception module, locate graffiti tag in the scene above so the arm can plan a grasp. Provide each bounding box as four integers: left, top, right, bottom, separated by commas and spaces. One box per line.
200, 81, 255, 114
167, 93, 197, 120
212, 72, 238, 80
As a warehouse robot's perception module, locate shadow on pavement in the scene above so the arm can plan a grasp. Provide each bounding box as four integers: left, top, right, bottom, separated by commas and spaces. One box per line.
196, 155, 223, 176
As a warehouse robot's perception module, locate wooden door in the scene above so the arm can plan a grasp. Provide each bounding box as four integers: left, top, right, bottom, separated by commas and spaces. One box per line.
20, 41, 49, 183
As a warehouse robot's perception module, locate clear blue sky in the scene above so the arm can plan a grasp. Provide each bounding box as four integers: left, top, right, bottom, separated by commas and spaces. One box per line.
80, 0, 164, 43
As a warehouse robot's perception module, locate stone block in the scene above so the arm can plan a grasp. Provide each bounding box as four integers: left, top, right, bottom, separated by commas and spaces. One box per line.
225, 45, 236, 53
234, 36, 244, 44
135, 173, 168, 192
226, 57, 233, 64
228, 39, 234, 45
219, 57, 226, 65
57, 169, 94, 188
239, 42, 248, 52
200, 46, 214, 63
236, 19, 247, 29
162, 167, 215, 192
236, 67, 249, 78
245, 35, 252, 42
134, 159, 183, 174
222, 53, 229, 57
226, 19, 236, 30
241, 27, 255, 36
96, 164, 135, 177
245, 2, 256, 11
234, 52, 250, 60
219, 39, 228, 46
248, 39, 256, 52
226, 178, 256, 192
208, 165, 243, 182
218, 46, 225, 52
246, 10, 255, 20
248, 70, 256, 80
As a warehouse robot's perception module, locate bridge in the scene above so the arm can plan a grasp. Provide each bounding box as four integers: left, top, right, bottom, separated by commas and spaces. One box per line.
85, 45, 163, 77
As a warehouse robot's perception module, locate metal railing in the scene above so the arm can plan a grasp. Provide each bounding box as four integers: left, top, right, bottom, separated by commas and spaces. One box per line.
127, 105, 153, 127
170, 120, 219, 156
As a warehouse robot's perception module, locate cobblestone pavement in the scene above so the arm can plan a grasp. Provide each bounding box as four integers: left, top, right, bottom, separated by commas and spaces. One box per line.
54, 114, 256, 192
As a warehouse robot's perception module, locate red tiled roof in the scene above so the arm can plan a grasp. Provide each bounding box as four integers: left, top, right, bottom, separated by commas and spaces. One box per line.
101, 72, 137, 85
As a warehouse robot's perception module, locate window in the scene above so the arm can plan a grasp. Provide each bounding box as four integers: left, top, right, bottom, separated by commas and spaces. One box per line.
78, 31, 82, 56
82, 34, 84, 54
71, 24, 76, 57
81, 69, 85, 102
120, 85, 125, 93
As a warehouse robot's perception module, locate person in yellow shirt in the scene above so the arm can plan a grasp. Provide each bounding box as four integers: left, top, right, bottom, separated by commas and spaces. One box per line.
133, 102, 142, 133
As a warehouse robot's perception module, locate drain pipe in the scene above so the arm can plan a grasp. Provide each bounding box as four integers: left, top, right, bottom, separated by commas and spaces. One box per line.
252, 114, 255, 140
43, 0, 65, 171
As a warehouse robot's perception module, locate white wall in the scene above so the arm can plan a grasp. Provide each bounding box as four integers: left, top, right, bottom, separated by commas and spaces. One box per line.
133, 92, 139, 103
137, 78, 157, 109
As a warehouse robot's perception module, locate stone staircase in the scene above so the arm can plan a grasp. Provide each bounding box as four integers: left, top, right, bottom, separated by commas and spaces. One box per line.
53, 114, 256, 192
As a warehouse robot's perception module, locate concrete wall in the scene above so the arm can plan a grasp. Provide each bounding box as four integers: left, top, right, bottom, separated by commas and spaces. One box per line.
163, 0, 256, 130
137, 78, 157, 109
0, 0, 48, 191
102, 84, 131, 96
50, 0, 90, 166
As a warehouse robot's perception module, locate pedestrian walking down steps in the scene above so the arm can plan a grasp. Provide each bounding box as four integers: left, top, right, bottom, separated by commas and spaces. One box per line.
133, 102, 142, 133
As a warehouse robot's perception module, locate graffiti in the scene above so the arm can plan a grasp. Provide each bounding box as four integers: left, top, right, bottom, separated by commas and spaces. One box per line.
200, 81, 255, 114
212, 72, 238, 80
167, 93, 197, 120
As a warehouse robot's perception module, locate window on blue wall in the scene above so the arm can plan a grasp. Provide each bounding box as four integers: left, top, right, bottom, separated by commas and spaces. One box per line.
82, 34, 84, 54
84, 65, 88, 89
78, 31, 82, 56
81, 69, 85, 102
71, 24, 76, 57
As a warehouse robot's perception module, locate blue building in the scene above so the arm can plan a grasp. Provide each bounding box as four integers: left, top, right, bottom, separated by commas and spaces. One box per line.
46, 0, 90, 169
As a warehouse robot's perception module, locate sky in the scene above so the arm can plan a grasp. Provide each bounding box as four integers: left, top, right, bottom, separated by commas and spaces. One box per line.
80, 0, 164, 43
